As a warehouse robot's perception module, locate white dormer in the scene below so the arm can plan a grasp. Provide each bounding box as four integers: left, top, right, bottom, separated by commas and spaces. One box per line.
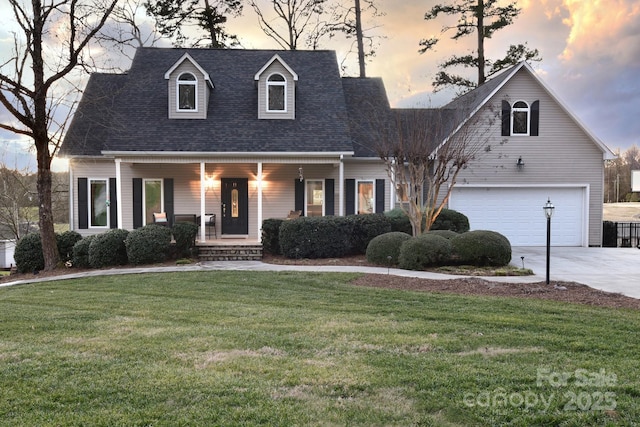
164, 53, 213, 119
254, 54, 298, 120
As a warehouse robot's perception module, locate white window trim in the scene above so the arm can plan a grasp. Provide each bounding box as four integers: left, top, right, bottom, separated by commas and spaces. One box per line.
266, 72, 287, 113
511, 100, 530, 136
305, 179, 325, 217
356, 179, 376, 215
88, 178, 109, 229
143, 178, 164, 226
176, 72, 198, 112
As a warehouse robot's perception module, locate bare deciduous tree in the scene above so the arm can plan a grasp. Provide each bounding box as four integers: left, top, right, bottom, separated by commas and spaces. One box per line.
0, 167, 37, 241
0, 0, 118, 270
363, 103, 498, 236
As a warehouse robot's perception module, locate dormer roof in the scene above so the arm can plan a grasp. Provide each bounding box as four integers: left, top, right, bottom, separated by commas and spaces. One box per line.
254, 54, 299, 81
164, 52, 214, 88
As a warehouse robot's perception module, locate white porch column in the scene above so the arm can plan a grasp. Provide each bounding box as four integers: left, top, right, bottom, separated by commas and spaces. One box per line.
115, 158, 123, 228
390, 160, 396, 210
257, 162, 263, 238
339, 155, 344, 216
200, 162, 206, 241
68, 164, 74, 231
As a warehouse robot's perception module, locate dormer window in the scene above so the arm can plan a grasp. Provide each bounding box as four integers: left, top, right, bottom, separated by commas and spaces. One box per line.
267, 73, 286, 112
177, 72, 197, 111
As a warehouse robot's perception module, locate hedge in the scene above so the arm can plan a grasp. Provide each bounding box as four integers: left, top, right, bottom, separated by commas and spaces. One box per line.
172, 222, 199, 258
88, 228, 130, 268
125, 225, 172, 265
279, 217, 353, 259
262, 218, 285, 255
72, 235, 96, 268
14, 233, 44, 273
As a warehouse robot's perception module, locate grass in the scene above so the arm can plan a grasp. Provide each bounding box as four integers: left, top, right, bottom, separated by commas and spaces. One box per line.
0, 271, 638, 426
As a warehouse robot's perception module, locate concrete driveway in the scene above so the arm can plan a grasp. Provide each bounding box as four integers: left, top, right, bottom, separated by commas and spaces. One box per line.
512, 247, 640, 299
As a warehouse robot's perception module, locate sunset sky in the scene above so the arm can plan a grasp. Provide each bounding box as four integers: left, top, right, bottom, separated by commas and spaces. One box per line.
1, 0, 639, 171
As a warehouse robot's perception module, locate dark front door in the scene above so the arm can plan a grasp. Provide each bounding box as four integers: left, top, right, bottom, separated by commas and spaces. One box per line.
221, 178, 248, 235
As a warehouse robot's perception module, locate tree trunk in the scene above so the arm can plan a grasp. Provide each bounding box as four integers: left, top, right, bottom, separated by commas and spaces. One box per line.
32, 0, 60, 271
355, 0, 366, 77
476, 0, 485, 85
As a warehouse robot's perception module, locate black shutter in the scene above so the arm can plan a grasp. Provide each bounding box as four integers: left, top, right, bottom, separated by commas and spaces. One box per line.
294, 179, 304, 214
164, 178, 174, 227
501, 100, 511, 136
325, 179, 335, 216
78, 178, 88, 229
530, 100, 540, 136
345, 179, 355, 215
133, 178, 142, 229
375, 179, 385, 213
109, 178, 118, 228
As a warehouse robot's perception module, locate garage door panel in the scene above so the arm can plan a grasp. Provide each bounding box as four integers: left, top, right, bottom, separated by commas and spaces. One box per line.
449, 187, 585, 246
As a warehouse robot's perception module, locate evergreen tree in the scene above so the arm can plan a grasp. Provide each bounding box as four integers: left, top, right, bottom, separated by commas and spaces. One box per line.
419, 0, 540, 93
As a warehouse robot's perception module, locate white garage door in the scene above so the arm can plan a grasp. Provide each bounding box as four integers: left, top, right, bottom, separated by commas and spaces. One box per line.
449, 186, 586, 246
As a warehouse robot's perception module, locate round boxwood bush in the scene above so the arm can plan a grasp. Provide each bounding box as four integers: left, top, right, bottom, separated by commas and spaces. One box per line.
425, 229, 458, 240
172, 222, 199, 258
125, 224, 172, 265
89, 229, 130, 268
365, 231, 412, 266
72, 235, 95, 268
398, 234, 452, 271
431, 208, 470, 233
452, 230, 512, 266
56, 230, 83, 263
14, 233, 44, 273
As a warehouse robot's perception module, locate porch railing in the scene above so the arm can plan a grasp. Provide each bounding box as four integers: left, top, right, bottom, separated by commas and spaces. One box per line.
606, 222, 640, 248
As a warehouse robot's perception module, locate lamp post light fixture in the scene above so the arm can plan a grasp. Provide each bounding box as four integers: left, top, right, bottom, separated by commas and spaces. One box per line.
543, 198, 555, 284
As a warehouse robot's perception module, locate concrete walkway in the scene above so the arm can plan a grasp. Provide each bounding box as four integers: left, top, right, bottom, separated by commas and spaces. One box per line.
2, 247, 638, 299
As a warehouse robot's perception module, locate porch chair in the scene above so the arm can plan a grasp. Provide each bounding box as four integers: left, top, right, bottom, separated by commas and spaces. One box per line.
287, 210, 302, 219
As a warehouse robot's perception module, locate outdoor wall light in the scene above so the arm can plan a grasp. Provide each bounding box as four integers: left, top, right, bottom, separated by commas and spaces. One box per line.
516, 156, 525, 170
298, 166, 304, 182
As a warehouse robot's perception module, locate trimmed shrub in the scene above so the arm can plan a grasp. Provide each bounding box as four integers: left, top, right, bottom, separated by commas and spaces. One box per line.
602, 221, 617, 247
425, 229, 458, 240
398, 234, 453, 271
125, 225, 172, 265
365, 231, 412, 266
14, 233, 44, 273
452, 230, 512, 266
56, 230, 82, 263
262, 218, 285, 255
348, 214, 393, 254
172, 222, 199, 258
72, 235, 95, 268
89, 229, 130, 268
384, 208, 412, 235
279, 216, 353, 259
431, 208, 470, 233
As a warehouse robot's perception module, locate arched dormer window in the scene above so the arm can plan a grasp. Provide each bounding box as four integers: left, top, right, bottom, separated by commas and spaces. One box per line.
177, 72, 197, 111
267, 73, 286, 112
512, 101, 530, 135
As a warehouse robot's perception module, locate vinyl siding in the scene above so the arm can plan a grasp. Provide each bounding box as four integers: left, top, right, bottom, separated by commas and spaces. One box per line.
167, 61, 208, 120
454, 69, 605, 246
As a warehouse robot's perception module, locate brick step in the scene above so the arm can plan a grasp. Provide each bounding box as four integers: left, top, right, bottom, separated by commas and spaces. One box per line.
197, 244, 263, 262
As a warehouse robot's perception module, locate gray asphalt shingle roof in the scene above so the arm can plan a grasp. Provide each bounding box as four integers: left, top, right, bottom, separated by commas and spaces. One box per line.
62, 48, 366, 156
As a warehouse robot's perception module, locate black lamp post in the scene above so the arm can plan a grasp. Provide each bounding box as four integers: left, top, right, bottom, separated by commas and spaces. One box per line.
543, 198, 555, 285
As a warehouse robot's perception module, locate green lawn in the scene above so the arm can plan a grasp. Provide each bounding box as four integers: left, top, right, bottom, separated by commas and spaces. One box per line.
0, 271, 638, 426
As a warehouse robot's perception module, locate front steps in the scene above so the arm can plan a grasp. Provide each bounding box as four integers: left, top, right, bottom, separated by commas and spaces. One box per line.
197, 242, 263, 261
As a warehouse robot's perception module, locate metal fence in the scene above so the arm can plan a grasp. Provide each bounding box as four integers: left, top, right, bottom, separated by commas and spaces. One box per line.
616, 222, 640, 248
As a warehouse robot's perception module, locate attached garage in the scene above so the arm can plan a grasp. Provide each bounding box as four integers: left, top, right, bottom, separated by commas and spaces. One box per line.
449, 186, 588, 246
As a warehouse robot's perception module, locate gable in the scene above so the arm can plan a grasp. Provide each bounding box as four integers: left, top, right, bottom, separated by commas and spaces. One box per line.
165, 54, 211, 120
255, 56, 297, 120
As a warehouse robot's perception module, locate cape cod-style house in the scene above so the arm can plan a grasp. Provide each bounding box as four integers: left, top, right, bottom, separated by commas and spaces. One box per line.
60, 48, 613, 248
